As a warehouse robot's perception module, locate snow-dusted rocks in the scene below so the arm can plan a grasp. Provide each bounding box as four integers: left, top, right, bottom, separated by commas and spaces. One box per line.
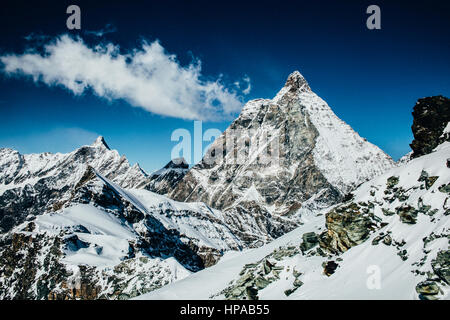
144, 158, 189, 195
168, 71, 394, 245
139, 140, 450, 300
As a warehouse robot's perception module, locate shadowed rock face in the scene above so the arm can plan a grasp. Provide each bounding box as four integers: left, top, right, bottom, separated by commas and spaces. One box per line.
410, 95, 450, 158
144, 158, 189, 195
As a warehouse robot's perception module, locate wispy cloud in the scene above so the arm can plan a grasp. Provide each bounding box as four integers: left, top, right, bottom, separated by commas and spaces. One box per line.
0, 34, 246, 120
85, 24, 117, 37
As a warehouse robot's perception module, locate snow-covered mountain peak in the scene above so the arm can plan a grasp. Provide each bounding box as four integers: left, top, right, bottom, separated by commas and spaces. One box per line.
284, 70, 311, 92
144, 158, 189, 195
168, 71, 394, 244
164, 157, 189, 170
91, 136, 110, 150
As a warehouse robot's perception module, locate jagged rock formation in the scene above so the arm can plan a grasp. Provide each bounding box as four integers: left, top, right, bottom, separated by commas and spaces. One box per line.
144, 158, 189, 195
168, 71, 394, 245
410, 95, 450, 158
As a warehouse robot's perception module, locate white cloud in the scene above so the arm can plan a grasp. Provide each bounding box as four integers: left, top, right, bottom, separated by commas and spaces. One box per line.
0, 35, 246, 121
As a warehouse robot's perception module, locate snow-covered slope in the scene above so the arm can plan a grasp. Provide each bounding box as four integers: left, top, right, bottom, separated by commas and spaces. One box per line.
168, 71, 394, 245
0, 166, 242, 299
138, 141, 449, 300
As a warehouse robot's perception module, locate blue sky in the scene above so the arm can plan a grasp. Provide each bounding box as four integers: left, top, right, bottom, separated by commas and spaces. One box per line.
0, 0, 449, 172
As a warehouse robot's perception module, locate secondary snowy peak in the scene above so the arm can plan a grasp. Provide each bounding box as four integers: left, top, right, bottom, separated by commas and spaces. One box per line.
91, 135, 111, 150
0, 136, 148, 192
0, 136, 149, 232
168, 71, 394, 244
162, 157, 189, 170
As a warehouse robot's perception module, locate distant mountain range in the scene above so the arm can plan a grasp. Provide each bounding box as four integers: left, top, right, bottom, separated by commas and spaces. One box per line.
0, 71, 448, 300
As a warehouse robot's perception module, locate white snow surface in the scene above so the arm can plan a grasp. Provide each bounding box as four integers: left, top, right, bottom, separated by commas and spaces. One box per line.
137, 142, 450, 300
35, 203, 137, 267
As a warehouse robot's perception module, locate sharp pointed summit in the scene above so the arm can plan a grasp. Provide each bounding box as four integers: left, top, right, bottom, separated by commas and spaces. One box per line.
284, 70, 311, 92
91, 136, 110, 150
167, 70, 394, 244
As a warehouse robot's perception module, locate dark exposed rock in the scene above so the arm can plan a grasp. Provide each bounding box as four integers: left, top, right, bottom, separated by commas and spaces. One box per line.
387, 176, 399, 188
410, 96, 450, 158
396, 205, 418, 224
397, 249, 408, 261
323, 260, 339, 276
431, 250, 449, 284
300, 232, 319, 252
382, 235, 392, 246
418, 170, 439, 190
245, 286, 259, 300
382, 208, 395, 216
415, 281, 440, 296
319, 202, 378, 253
342, 193, 354, 202
372, 233, 392, 246
438, 183, 450, 194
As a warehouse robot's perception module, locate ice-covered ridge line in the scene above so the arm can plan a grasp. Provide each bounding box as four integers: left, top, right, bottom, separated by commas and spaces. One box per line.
0, 136, 149, 196
93, 169, 243, 251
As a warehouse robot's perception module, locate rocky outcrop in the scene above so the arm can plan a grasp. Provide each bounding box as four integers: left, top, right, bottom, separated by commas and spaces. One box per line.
415, 250, 449, 300
319, 202, 379, 254
410, 96, 450, 158
300, 232, 319, 253
214, 245, 300, 300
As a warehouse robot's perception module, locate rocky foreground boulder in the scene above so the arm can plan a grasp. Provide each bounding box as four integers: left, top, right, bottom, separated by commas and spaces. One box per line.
410, 95, 450, 158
